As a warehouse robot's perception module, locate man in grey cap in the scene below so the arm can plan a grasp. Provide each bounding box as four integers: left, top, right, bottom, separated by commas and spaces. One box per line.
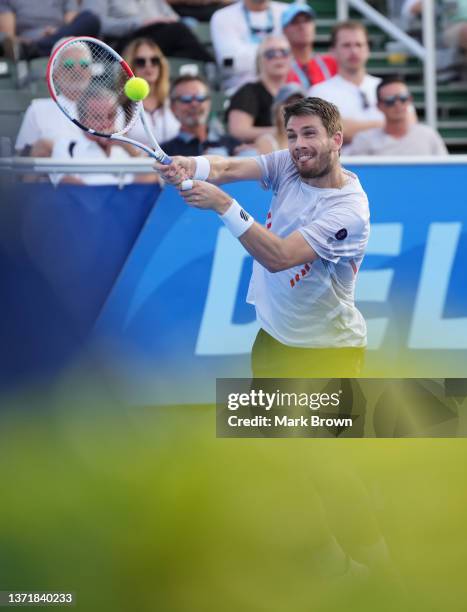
282, 3, 337, 88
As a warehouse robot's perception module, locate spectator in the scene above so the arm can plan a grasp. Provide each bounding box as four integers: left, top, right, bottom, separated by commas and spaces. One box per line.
227, 35, 291, 143
161, 75, 240, 156
51, 86, 158, 185
82, 0, 213, 61
123, 38, 180, 146
210, 0, 288, 94
15, 39, 92, 157
0, 0, 99, 60
168, 0, 233, 23
282, 3, 337, 88
255, 82, 305, 153
347, 75, 448, 155
402, 0, 467, 54
310, 21, 384, 147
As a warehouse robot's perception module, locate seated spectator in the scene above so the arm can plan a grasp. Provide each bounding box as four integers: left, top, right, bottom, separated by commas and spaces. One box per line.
82, 0, 213, 61
310, 21, 384, 149
402, 0, 467, 55
161, 75, 240, 156
282, 3, 337, 88
15, 39, 92, 157
168, 0, 233, 23
227, 35, 291, 143
51, 87, 158, 185
0, 0, 99, 60
210, 0, 288, 94
255, 82, 305, 153
123, 38, 180, 145
347, 75, 448, 156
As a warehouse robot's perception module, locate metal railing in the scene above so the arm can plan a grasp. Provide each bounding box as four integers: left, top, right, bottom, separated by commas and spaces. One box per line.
1, 156, 467, 181
337, 0, 437, 128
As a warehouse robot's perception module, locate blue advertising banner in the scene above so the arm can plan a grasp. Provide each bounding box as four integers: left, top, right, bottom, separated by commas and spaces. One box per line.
95, 163, 467, 405
0, 183, 160, 390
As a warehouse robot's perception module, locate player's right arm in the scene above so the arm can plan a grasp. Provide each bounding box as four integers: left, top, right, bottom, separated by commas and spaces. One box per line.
154, 155, 263, 186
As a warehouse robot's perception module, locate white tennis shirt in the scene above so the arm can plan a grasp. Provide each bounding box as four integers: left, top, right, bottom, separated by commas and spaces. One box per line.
247, 149, 370, 348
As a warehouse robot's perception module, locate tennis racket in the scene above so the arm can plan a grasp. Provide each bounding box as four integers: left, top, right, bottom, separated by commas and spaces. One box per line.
46, 36, 193, 187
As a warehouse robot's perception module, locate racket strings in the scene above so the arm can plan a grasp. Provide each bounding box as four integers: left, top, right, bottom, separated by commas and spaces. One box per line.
51, 40, 139, 136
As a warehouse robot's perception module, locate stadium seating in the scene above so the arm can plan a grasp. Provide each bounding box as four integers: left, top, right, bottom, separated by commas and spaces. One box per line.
0, 0, 466, 153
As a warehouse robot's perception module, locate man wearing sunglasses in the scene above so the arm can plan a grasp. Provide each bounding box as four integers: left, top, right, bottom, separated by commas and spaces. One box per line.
15, 40, 91, 158
161, 75, 241, 157
348, 75, 447, 156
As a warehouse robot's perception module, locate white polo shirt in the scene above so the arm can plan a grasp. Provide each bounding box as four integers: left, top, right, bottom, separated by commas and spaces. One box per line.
310, 74, 383, 123
51, 131, 135, 185
248, 149, 370, 348
15, 97, 82, 152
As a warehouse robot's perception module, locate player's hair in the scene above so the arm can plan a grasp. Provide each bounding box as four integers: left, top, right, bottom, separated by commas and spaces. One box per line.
122, 38, 170, 104
330, 20, 369, 47
283, 97, 343, 136
170, 74, 209, 97
376, 74, 408, 100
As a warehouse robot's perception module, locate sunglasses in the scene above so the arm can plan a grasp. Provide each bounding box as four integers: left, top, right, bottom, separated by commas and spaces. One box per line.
172, 94, 210, 104
251, 26, 274, 36
263, 48, 291, 60
62, 58, 91, 69
380, 94, 411, 107
134, 56, 161, 68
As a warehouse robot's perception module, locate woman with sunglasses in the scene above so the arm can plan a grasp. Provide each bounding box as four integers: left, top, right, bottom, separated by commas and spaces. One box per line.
123, 38, 180, 146
227, 35, 292, 144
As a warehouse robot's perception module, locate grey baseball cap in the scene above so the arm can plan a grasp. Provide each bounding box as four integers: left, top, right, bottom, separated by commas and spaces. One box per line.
273, 83, 306, 106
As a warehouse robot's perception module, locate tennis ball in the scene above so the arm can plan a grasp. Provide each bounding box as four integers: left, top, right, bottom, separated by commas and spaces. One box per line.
124, 77, 150, 101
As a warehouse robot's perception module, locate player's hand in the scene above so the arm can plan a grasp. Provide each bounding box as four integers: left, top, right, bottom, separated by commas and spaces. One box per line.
178, 180, 232, 214
154, 156, 194, 185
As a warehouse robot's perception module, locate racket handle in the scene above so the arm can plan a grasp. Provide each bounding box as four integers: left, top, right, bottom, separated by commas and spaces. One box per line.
158, 153, 172, 165
180, 179, 193, 191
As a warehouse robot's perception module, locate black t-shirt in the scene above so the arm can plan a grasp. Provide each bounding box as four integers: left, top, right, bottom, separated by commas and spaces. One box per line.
227, 81, 273, 127
161, 133, 240, 157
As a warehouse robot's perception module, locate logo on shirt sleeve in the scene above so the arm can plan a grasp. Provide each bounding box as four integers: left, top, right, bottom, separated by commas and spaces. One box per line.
335, 228, 348, 241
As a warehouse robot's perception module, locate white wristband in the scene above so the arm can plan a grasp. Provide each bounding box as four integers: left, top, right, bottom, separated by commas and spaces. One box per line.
219, 199, 255, 238
192, 156, 211, 180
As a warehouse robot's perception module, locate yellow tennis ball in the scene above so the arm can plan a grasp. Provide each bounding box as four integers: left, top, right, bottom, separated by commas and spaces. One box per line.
124, 77, 150, 101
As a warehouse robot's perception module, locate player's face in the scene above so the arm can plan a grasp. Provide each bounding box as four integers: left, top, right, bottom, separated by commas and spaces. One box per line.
286, 114, 341, 179
377, 82, 412, 121
283, 14, 315, 47
171, 81, 211, 128
132, 43, 161, 86
57, 45, 92, 101
333, 28, 369, 74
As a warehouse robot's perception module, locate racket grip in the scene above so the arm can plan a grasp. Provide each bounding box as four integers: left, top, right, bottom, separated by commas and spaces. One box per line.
180, 179, 193, 191
159, 154, 172, 165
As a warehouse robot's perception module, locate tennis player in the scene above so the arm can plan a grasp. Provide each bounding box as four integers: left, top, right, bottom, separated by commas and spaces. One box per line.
155, 97, 370, 377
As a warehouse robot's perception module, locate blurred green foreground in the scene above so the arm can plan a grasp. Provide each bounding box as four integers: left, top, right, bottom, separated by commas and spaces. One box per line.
1, 368, 466, 612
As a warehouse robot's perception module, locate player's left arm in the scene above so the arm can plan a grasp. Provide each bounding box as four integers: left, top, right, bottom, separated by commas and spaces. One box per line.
180, 180, 318, 272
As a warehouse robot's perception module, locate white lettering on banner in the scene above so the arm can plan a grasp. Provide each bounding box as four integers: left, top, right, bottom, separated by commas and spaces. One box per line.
409, 223, 467, 349
355, 224, 403, 349
196, 228, 259, 355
